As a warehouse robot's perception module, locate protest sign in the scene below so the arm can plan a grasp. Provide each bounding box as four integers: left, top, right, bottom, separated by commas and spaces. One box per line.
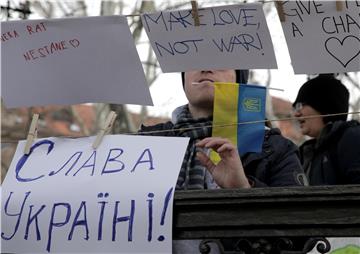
279, 1, 360, 74
1, 16, 153, 108
1, 135, 189, 253
141, 4, 277, 72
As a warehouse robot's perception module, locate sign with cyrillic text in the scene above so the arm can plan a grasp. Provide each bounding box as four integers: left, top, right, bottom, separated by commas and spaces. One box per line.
1, 16, 153, 108
279, 1, 360, 74
142, 4, 277, 72
1, 135, 189, 253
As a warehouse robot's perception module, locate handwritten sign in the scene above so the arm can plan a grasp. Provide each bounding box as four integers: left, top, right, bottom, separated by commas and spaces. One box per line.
1, 16, 153, 108
279, 1, 360, 74
141, 4, 277, 72
1, 135, 189, 253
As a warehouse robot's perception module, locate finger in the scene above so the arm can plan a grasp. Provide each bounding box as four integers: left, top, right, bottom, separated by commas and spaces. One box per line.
197, 137, 232, 150
217, 143, 237, 153
196, 151, 216, 174
196, 137, 212, 147
196, 137, 231, 147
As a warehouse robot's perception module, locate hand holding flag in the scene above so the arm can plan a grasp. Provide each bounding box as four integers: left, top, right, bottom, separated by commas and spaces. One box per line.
196, 137, 251, 189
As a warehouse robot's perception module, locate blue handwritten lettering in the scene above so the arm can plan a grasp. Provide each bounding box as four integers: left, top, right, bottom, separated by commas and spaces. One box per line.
322, 14, 360, 34
157, 187, 173, 242
101, 148, 125, 175
241, 9, 258, 27
283, 1, 324, 23
212, 7, 258, 26
143, 12, 168, 32
291, 22, 304, 37
73, 151, 96, 176
112, 200, 135, 241
97, 193, 108, 241
168, 11, 193, 31
68, 201, 89, 241
219, 9, 235, 24
155, 41, 175, 56
212, 33, 263, 53
2, 189, 175, 251
160, 188, 172, 226
16, 140, 54, 182
155, 39, 203, 57
49, 151, 82, 176
147, 193, 154, 242
212, 37, 232, 52
131, 148, 155, 172
25, 204, 46, 240
47, 202, 71, 252
1, 191, 30, 240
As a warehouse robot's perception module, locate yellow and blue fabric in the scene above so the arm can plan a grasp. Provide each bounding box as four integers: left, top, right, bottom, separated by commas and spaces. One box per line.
211, 82, 266, 163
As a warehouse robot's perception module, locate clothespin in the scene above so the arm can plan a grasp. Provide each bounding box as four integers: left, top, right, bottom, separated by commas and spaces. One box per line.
92, 111, 117, 149
336, 1, 343, 11
24, 114, 39, 155
275, 1, 286, 22
191, 1, 200, 26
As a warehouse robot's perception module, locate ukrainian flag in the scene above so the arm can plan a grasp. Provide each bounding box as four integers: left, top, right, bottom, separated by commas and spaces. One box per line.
211, 82, 266, 162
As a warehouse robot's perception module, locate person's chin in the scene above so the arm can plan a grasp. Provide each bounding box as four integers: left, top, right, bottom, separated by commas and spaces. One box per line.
300, 127, 308, 136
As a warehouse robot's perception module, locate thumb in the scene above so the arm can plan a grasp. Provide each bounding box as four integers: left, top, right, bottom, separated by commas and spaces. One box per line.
196, 151, 216, 175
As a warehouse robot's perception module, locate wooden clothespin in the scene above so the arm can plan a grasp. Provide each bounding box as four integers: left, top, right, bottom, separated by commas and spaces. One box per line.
92, 111, 117, 149
275, 1, 286, 22
336, 1, 343, 11
24, 114, 39, 155
191, 1, 200, 26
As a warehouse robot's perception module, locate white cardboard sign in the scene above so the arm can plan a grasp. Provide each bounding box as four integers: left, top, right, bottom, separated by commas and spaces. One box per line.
1, 16, 153, 108
142, 4, 277, 72
279, 1, 360, 74
1, 135, 189, 253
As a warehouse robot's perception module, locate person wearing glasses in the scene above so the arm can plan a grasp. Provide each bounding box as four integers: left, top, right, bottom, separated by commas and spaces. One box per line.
293, 75, 360, 185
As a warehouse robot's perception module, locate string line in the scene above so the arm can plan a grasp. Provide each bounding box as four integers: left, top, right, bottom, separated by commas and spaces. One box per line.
2, 111, 359, 144
124, 0, 280, 17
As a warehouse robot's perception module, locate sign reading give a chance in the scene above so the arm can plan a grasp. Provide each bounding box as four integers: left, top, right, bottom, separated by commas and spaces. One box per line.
142, 4, 277, 72
1, 135, 189, 253
279, 1, 360, 74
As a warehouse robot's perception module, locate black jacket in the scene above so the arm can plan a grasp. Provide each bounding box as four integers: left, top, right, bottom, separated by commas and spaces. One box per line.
140, 122, 305, 187
299, 120, 360, 185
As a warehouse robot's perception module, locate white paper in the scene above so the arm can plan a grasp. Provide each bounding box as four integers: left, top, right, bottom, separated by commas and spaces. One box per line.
142, 4, 277, 72
279, 1, 360, 74
1, 16, 153, 108
1, 135, 189, 253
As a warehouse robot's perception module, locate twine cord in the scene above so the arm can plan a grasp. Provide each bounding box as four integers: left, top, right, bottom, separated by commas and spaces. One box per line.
2, 111, 359, 144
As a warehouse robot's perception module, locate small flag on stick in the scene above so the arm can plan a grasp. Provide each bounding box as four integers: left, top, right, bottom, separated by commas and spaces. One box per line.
211, 82, 266, 163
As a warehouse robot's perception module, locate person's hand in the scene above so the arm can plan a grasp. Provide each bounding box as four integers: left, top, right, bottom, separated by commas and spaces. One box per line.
196, 137, 251, 189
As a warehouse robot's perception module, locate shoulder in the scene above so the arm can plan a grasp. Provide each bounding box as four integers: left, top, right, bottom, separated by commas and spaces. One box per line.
138, 121, 175, 136
263, 128, 301, 167
341, 120, 360, 134
264, 128, 297, 151
326, 120, 360, 144
337, 120, 360, 146
299, 138, 316, 153
257, 128, 304, 186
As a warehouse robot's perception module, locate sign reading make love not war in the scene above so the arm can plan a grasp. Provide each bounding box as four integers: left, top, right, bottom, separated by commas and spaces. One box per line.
142, 4, 277, 72
1, 135, 189, 253
279, 1, 360, 74
1, 16, 153, 108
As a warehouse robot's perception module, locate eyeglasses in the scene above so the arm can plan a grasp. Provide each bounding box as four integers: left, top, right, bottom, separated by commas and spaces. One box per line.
293, 102, 306, 112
